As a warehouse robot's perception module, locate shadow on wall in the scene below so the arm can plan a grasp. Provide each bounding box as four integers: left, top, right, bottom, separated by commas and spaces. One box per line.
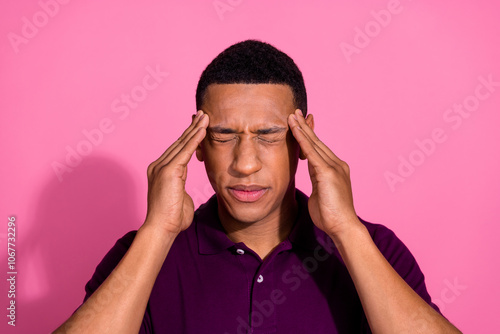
21, 155, 141, 333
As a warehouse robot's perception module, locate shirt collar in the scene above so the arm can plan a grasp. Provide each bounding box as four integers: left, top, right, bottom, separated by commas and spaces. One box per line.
195, 196, 236, 255
196, 189, 320, 255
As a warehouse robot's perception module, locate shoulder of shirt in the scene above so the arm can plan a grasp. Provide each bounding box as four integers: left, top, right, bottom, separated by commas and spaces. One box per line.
358, 216, 398, 242
115, 230, 138, 246
109, 201, 210, 253
108, 220, 198, 256
356, 216, 417, 265
294, 189, 399, 244
357, 216, 410, 251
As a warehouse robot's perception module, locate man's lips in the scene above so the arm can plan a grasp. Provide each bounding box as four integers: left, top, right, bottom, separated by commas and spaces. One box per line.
227, 185, 268, 203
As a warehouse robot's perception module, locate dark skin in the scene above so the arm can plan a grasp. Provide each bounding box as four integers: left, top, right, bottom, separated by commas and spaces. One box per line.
195, 84, 302, 258
54, 83, 461, 333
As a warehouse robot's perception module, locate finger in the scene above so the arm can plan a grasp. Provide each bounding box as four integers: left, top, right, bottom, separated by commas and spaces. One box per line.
296, 117, 336, 166
156, 113, 208, 168
166, 124, 208, 175
149, 124, 207, 180
288, 113, 332, 170
294, 110, 338, 161
158, 113, 208, 165
149, 110, 206, 164
148, 112, 208, 175
294, 111, 351, 176
293, 110, 345, 167
288, 112, 335, 165
154, 110, 205, 163
289, 114, 352, 181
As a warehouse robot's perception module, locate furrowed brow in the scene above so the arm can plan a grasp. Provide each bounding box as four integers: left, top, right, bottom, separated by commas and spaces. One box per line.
254, 127, 287, 135
208, 126, 287, 135
208, 126, 237, 134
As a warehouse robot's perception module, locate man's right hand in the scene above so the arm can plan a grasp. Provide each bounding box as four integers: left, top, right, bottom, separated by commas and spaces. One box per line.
53, 111, 209, 334
144, 110, 209, 235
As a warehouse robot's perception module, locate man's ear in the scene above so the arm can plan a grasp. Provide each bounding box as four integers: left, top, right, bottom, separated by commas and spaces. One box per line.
192, 112, 205, 162
195, 144, 204, 162
305, 113, 314, 130
299, 113, 314, 160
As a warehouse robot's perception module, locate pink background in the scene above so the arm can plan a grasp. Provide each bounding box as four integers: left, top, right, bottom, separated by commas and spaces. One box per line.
1, 0, 499, 332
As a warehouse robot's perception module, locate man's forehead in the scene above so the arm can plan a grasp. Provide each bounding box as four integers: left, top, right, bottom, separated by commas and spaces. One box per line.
206, 109, 288, 130
204, 84, 295, 111
202, 84, 295, 128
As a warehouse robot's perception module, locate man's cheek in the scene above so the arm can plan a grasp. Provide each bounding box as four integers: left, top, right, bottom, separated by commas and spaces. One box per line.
260, 146, 290, 167
205, 160, 225, 182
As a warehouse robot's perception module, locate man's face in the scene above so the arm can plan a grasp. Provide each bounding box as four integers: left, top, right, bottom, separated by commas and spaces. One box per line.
197, 83, 301, 224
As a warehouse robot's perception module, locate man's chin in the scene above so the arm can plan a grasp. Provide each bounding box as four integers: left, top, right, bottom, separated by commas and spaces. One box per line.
218, 196, 274, 224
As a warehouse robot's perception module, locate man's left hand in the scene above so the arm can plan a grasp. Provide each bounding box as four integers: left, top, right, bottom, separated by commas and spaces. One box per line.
288, 109, 361, 240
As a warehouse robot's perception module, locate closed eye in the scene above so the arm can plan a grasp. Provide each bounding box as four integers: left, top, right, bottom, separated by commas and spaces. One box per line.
208, 126, 287, 144
209, 134, 236, 143
258, 137, 278, 143
257, 132, 286, 143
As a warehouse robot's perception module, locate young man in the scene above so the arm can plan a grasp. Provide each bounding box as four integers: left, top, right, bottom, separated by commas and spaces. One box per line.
55, 40, 461, 333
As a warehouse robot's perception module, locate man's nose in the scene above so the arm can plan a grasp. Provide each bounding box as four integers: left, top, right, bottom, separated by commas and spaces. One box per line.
230, 137, 262, 176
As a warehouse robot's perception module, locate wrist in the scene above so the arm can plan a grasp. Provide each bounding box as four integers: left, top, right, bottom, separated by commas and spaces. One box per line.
139, 219, 181, 244
142, 212, 186, 235
326, 217, 369, 249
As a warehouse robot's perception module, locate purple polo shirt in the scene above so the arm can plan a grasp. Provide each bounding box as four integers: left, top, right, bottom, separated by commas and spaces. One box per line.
82, 189, 440, 333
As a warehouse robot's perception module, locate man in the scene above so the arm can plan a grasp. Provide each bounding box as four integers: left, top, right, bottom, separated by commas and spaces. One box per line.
55, 40, 461, 333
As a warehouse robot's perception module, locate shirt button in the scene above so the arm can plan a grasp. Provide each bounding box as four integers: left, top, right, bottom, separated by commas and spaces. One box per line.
257, 275, 264, 283
236, 249, 245, 255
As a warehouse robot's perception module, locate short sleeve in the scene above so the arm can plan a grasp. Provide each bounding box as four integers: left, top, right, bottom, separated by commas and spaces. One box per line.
82, 231, 136, 302
366, 221, 442, 314
77, 230, 152, 333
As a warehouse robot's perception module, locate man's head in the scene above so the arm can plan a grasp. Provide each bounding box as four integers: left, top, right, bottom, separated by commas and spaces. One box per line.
196, 39, 307, 115
195, 40, 312, 226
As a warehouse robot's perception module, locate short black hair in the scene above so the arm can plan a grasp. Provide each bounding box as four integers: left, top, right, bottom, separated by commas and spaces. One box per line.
196, 39, 307, 115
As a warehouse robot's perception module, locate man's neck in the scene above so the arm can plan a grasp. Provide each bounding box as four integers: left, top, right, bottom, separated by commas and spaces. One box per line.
218, 190, 298, 260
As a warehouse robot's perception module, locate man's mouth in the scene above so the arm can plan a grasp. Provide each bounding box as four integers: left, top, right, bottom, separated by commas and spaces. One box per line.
228, 185, 268, 203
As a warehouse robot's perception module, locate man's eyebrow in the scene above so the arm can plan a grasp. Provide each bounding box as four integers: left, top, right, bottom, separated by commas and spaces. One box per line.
208, 126, 237, 134
208, 126, 287, 134
254, 126, 287, 135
